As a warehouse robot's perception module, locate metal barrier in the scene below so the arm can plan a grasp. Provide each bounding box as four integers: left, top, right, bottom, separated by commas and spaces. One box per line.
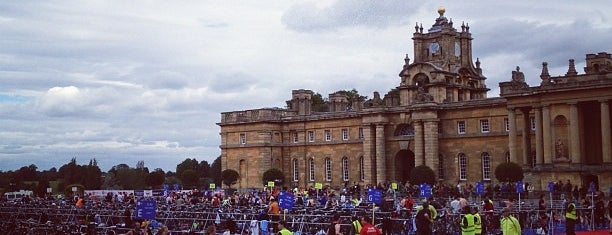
0, 202, 606, 235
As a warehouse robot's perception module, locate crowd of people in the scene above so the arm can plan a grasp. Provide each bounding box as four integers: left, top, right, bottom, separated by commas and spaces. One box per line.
2, 180, 612, 235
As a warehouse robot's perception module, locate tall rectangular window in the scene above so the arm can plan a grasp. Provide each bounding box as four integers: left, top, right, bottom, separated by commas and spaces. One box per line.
325, 130, 331, 141
358, 128, 364, 139
457, 121, 466, 134
482, 153, 491, 180
359, 156, 365, 181
325, 158, 332, 181
530, 117, 536, 131
459, 154, 467, 181
480, 119, 490, 133
308, 131, 314, 142
293, 159, 299, 182
240, 133, 246, 145
308, 158, 315, 181
504, 118, 510, 132
292, 131, 299, 143
342, 157, 349, 182
341, 128, 349, 140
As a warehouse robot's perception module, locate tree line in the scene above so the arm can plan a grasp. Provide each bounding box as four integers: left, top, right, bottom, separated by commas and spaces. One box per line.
0, 156, 222, 197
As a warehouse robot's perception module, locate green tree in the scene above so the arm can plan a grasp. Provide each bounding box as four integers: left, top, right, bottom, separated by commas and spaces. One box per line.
16, 164, 38, 182
210, 156, 222, 185
197, 160, 211, 179
262, 168, 285, 186
409, 165, 436, 185
181, 169, 199, 188
83, 159, 102, 189
334, 89, 367, 110
35, 180, 50, 197
494, 162, 524, 182
176, 158, 199, 180
145, 168, 166, 188
221, 169, 240, 188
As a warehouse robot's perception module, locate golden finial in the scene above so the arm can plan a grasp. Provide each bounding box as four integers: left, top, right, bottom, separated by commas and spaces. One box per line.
437, 6, 445, 17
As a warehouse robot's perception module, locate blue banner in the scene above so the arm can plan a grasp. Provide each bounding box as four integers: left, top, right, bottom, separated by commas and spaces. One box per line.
516, 181, 524, 193
367, 188, 382, 205
547, 182, 554, 193
136, 200, 156, 220
419, 184, 432, 198
173, 184, 180, 191
475, 182, 485, 196
278, 192, 295, 210
589, 182, 595, 193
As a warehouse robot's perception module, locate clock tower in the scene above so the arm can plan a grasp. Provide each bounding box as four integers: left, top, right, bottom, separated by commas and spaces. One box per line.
398, 7, 489, 105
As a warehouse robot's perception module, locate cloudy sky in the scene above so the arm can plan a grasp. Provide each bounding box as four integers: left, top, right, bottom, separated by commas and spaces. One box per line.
1, 1, 610, 173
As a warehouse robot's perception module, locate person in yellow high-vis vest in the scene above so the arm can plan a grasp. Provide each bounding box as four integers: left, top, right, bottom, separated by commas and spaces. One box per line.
471, 207, 482, 235
565, 196, 577, 235
461, 207, 475, 235
350, 216, 362, 235
500, 208, 520, 235
278, 221, 293, 235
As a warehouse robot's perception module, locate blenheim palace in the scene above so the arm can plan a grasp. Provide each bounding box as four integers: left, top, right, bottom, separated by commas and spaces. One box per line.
218, 9, 612, 191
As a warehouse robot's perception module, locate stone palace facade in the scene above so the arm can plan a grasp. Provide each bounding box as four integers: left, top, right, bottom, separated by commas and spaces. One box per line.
218, 9, 612, 191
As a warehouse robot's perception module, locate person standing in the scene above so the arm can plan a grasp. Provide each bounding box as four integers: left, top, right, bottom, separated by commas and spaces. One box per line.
359, 216, 382, 235
415, 200, 434, 235
328, 214, 343, 235
461, 207, 475, 235
277, 221, 293, 235
349, 216, 362, 235
500, 208, 520, 235
472, 207, 483, 235
565, 196, 577, 235
607, 199, 612, 234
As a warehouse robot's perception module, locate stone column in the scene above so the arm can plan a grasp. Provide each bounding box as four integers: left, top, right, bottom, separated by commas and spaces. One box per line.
362, 125, 375, 184
414, 121, 424, 166
521, 108, 532, 166
508, 108, 519, 163
542, 106, 552, 164
424, 120, 439, 171
535, 107, 543, 164
569, 103, 581, 163
375, 124, 386, 184
601, 100, 611, 163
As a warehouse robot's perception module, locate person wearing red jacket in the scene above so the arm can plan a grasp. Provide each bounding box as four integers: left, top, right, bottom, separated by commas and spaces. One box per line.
359, 216, 382, 235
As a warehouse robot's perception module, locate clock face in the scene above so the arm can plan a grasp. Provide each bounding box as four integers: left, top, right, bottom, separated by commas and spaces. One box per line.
455, 42, 461, 56
429, 42, 440, 54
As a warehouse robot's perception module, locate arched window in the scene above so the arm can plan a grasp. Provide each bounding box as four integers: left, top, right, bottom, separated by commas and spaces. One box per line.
359, 156, 365, 181
308, 158, 315, 181
325, 158, 332, 181
438, 154, 445, 180
458, 153, 467, 181
292, 159, 299, 182
342, 157, 349, 182
482, 153, 491, 180
397, 125, 415, 136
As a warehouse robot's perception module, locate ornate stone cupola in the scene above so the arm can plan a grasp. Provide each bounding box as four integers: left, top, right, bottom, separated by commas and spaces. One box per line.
399, 7, 489, 105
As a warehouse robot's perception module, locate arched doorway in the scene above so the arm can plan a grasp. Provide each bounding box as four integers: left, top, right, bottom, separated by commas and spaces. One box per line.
395, 150, 415, 183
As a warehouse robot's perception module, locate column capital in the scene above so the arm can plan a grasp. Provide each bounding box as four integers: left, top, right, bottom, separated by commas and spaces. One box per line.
568, 101, 578, 105
599, 99, 609, 104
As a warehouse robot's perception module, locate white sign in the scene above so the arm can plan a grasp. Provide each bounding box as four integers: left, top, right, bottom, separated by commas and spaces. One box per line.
72, 187, 77, 192
47, 188, 52, 193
